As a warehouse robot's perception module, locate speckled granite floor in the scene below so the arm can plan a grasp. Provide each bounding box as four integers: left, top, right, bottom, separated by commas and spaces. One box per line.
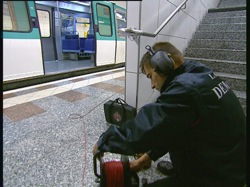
3, 67, 170, 187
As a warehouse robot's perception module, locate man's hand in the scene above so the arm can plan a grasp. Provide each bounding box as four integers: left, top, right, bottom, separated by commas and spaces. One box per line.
92, 143, 104, 159
130, 153, 152, 172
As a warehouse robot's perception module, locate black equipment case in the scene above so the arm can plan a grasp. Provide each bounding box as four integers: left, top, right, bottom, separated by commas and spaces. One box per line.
104, 98, 137, 126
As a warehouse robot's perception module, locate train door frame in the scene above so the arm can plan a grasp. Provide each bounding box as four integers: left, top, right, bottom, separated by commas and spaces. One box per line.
92, 1, 116, 66
36, 4, 57, 62
113, 4, 126, 64
3, 1, 44, 81
35, 1, 94, 73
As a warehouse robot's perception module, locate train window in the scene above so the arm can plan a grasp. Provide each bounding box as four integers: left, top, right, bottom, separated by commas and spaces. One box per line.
61, 12, 75, 35
3, 1, 30, 32
37, 10, 50, 37
76, 17, 90, 38
96, 4, 112, 36
115, 10, 126, 38
3, 1, 13, 30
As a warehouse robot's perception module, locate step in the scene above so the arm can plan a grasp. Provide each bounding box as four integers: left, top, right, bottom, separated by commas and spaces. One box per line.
233, 90, 247, 115
207, 9, 246, 17
218, 0, 246, 4
184, 48, 246, 62
215, 72, 246, 92
233, 90, 246, 100
184, 57, 246, 75
188, 39, 246, 50
209, 6, 246, 13
215, 72, 246, 80
218, 0, 246, 8
198, 23, 245, 32
233, 90, 246, 112
201, 16, 246, 24
238, 98, 246, 115
193, 31, 246, 40
186, 3, 246, 114
233, 90, 246, 115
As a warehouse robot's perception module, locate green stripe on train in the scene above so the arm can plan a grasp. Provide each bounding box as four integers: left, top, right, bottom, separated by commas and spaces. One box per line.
3, 29, 40, 39
96, 37, 125, 41
27, 1, 37, 17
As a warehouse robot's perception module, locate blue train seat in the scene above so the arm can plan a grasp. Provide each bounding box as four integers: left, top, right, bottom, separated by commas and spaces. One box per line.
87, 33, 95, 39
84, 39, 95, 53
69, 39, 79, 51
62, 34, 80, 52
83, 33, 95, 53
62, 39, 70, 50
65, 34, 78, 39
62, 34, 96, 53
80, 38, 86, 51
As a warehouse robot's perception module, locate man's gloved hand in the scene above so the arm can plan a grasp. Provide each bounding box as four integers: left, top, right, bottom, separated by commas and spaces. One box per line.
92, 143, 104, 160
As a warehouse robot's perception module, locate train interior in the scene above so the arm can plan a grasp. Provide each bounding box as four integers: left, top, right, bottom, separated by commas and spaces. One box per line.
36, 1, 96, 75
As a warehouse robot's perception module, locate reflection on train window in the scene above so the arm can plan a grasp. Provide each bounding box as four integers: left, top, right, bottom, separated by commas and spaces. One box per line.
115, 10, 126, 38
61, 12, 75, 35
61, 12, 90, 38
3, 1, 30, 32
3, 1, 13, 30
37, 10, 50, 37
76, 16, 90, 38
96, 4, 112, 36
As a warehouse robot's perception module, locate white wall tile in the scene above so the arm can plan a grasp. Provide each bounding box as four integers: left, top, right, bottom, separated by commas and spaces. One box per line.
125, 72, 138, 107
126, 1, 141, 73
126, 1, 141, 27
140, 0, 159, 33
156, 35, 170, 44
137, 73, 160, 109
126, 39, 140, 73
158, 0, 173, 36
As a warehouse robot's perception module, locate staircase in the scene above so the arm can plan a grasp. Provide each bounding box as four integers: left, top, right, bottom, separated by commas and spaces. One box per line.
184, 0, 246, 114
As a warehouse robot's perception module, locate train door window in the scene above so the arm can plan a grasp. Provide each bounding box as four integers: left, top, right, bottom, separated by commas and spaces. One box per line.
61, 12, 74, 36
96, 4, 112, 36
3, 1, 30, 32
37, 10, 50, 37
76, 16, 90, 38
115, 10, 126, 38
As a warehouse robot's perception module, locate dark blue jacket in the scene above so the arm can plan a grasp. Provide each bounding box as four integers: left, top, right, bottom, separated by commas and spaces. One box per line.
97, 60, 246, 187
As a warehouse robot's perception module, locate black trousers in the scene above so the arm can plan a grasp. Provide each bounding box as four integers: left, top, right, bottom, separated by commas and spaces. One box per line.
145, 175, 188, 187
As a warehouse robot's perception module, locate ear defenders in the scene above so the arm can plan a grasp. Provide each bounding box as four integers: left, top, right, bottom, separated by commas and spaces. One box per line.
145, 45, 175, 75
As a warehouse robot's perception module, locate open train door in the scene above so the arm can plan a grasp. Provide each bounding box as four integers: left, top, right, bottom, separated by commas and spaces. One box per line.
3, 1, 44, 81
91, 1, 116, 66
113, 4, 126, 64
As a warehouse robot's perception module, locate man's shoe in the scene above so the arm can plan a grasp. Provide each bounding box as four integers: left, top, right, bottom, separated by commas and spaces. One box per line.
141, 178, 148, 186
157, 160, 175, 175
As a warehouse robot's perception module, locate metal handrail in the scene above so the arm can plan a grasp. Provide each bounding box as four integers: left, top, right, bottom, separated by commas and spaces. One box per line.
119, 0, 189, 38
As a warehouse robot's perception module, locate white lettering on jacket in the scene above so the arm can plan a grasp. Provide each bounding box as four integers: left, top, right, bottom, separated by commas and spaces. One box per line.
208, 72, 216, 80
212, 81, 231, 100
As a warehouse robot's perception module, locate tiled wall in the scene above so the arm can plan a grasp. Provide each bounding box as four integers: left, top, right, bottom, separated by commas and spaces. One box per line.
125, 0, 220, 109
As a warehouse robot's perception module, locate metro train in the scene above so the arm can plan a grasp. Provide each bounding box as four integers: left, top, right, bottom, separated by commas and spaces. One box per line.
3, 1, 126, 87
